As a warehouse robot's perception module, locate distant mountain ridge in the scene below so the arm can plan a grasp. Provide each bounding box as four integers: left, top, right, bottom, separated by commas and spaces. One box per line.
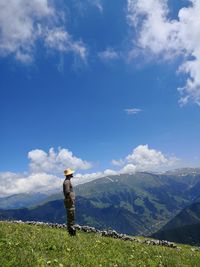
164, 168, 200, 176
1, 168, 200, 237
1, 168, 200, 210
0, 193, 50, 210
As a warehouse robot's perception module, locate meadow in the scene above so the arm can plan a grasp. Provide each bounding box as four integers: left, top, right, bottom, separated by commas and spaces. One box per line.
0, 221, 200, 267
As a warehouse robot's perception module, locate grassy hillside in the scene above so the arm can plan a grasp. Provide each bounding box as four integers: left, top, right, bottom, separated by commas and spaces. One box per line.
1, 222, 200, 267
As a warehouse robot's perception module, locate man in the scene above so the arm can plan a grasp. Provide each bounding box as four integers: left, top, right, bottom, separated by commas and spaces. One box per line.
63, 168, 76, 236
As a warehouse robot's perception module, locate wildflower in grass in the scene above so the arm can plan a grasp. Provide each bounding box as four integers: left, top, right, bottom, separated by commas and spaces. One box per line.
129, 254, 134, 260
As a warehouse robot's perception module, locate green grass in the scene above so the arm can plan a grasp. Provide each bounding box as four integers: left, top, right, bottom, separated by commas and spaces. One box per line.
1, 222, 200, 267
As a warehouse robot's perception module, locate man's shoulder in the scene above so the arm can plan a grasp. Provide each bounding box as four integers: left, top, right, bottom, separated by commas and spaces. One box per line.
63, 179, 70, 185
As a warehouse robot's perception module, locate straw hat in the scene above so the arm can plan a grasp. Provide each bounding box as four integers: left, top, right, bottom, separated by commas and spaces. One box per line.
64, 168, 74, 176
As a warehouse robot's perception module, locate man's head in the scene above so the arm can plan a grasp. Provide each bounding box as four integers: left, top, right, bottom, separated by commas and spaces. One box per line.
64, 168, 74, 179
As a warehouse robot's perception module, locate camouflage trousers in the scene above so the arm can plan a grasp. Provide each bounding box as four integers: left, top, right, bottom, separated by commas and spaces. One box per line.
64, 198, 75, 231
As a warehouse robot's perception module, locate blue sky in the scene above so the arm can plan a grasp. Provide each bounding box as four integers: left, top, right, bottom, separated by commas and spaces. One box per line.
0, 0, 200, 195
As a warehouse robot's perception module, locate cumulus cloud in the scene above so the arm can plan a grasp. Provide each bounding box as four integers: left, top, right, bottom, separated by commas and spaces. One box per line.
113, 144, 178, 172
28, 147, 92, 174
124, 108, 142, 115
75, 144, 177, 183
127, 0, 200, 105
0, 145, 178, 196
126, 145, 177, 171
75, 145, 178, 184
0, 0, 87, 62
98, 48, 119, 62
0, 147, 92, 197
0, 169, 117, 196
0, 172, 62, 197
120, 164, 137, 174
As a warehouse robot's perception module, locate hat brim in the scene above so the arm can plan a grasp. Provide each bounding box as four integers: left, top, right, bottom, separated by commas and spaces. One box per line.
64, 170, 74, 176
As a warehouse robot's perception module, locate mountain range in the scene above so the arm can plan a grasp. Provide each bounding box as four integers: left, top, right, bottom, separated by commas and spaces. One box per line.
1, 168, 200, 241
0, 192, 50, 209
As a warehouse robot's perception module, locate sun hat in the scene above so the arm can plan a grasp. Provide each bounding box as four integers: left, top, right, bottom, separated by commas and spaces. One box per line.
64, 168, 74, 176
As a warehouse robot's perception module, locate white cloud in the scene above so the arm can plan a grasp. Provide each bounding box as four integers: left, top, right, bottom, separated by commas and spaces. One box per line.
73, 169, 118, 185
73, 0, 103, 14
0, 168, 118, 197
75, 145, 178, 184
113, 144, 178, 172
0, 172, 62, 197
28, 147, 92, 174
0, 145, 178, 196
45, 28, 87, 60
74, 172, 102, 185
126, 145, 177, 171
0, 146, 92, 197
111, 159, 124, 167
124, 108, 142, 115
0, 147, 92, 197
120, 164, 137, 174
103, 169, 118, 176
0, 0, 87, 62
127, 0, 200, 105
98, 48, 119, 62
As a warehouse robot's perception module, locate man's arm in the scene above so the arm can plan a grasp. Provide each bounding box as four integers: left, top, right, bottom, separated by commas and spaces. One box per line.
63, 180, 71, 198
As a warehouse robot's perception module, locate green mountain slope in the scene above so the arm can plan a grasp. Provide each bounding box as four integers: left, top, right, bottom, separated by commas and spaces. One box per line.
0, 196, 161, 235
1, 221, 200, 267
73, 171, 200, 234
3, 169, 200, 210
152, 202, 200, 245
1, 170, 200, 236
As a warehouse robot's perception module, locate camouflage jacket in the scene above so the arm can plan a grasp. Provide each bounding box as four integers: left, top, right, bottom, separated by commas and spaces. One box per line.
63, 179, 75, 201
